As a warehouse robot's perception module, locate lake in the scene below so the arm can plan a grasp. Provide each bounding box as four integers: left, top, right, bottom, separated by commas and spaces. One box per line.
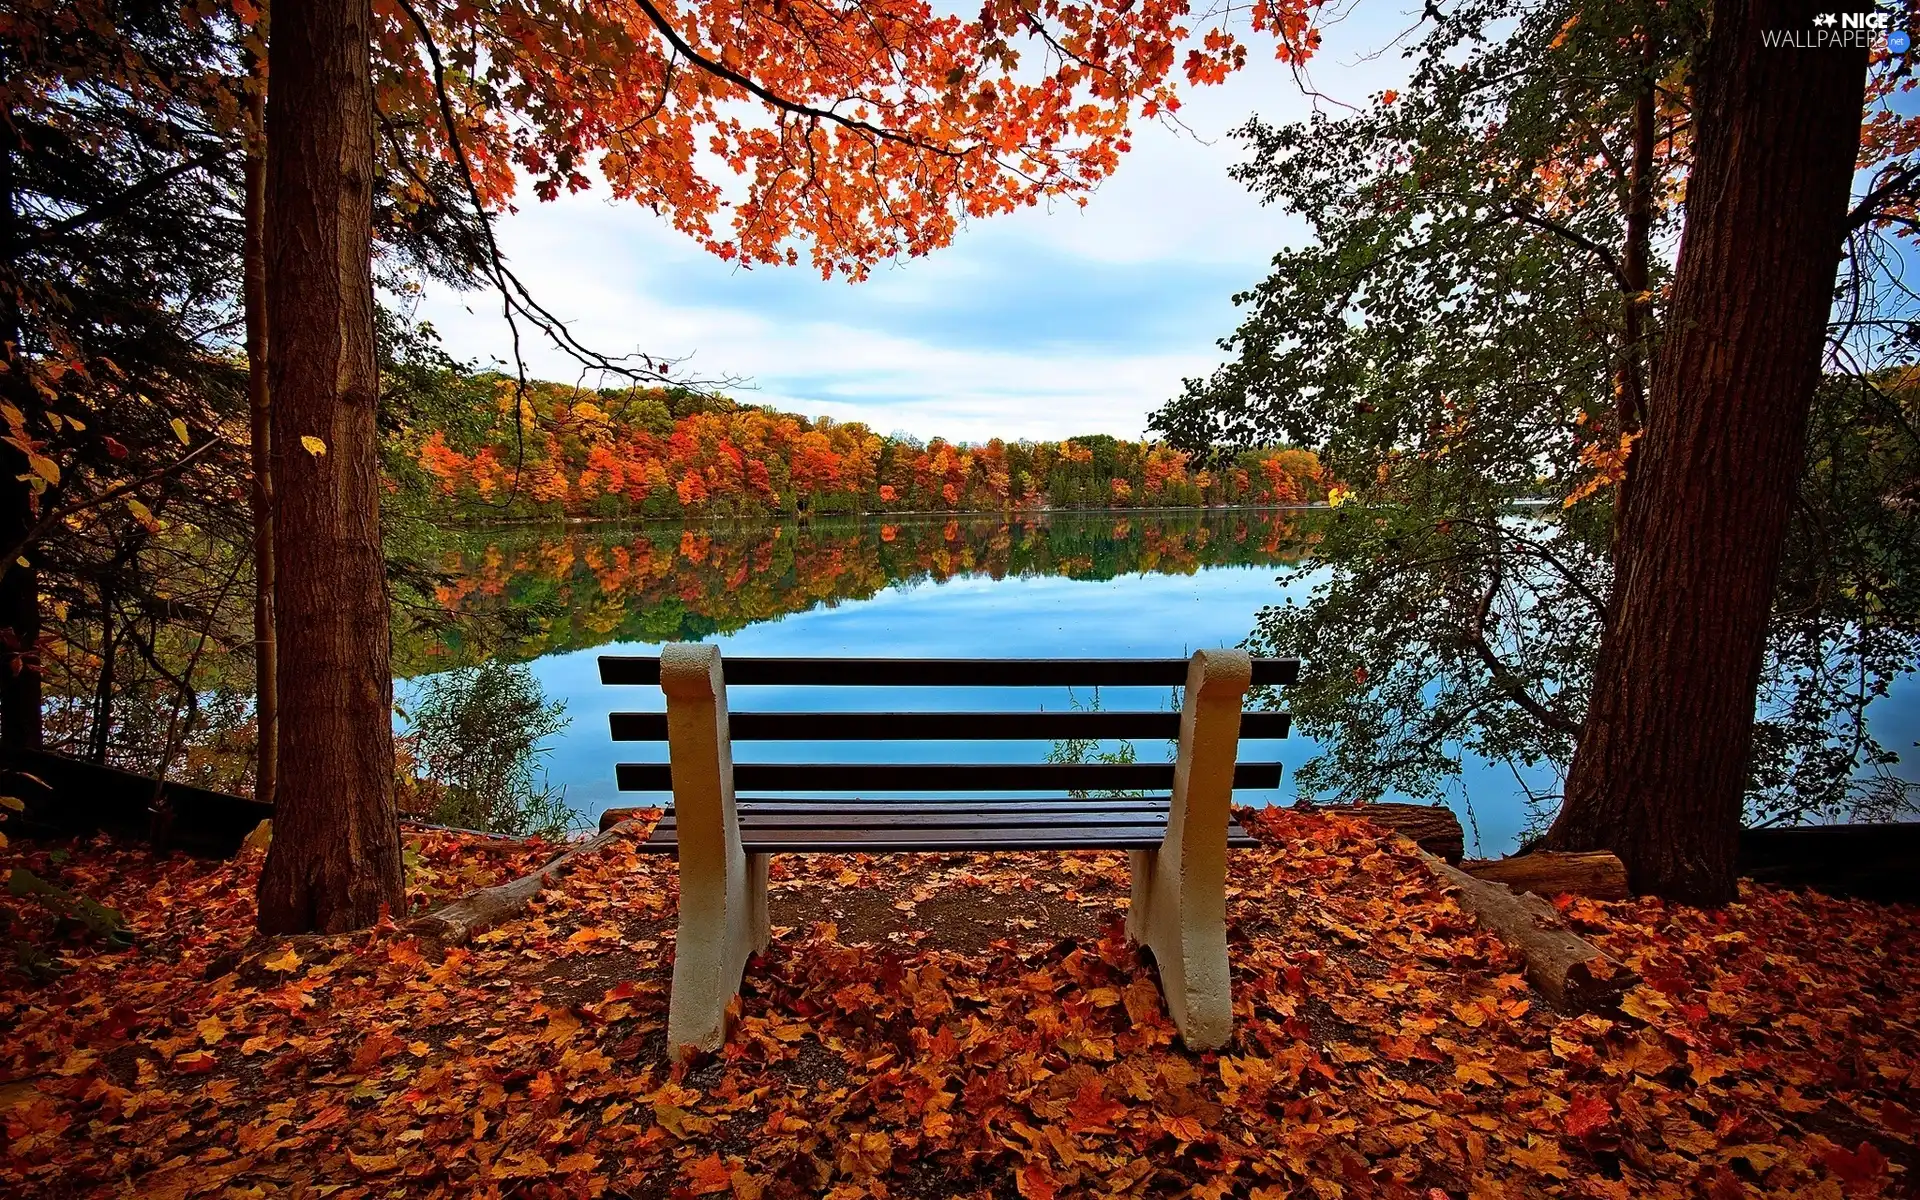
403, 508, 1920, 858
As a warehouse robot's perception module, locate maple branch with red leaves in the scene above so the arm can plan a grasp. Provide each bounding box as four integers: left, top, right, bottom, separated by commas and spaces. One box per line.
627, 0, 967, 159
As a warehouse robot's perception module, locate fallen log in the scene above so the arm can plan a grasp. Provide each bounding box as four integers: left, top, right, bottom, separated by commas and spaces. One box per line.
408, 818, 644, 946
600, 806, 649, 833
1301, 802, 1466, 863
1459, 851, 1629, 901
1417, 848, 1635, 1013
3, 747, 270, 857
1300, 801, 1919, 903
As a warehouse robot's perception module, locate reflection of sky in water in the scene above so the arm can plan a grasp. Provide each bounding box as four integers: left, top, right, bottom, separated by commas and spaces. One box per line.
510, 566, 1564, 857
404, 523, 1920, 860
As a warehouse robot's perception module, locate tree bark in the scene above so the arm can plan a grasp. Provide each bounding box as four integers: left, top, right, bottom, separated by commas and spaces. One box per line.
254, 0, 404, 933
88, 580, 116, 762
1301, 802, 1466, 863
1609, 19, 1657, 520
243, 63, 276, 809
1460, 851, 1629, 901
1550, 0, 1870, 903
0, 101, 43, 752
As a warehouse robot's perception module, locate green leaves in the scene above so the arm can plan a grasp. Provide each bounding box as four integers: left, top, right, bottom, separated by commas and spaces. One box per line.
397, 660, 573, 840
1154, 0, 1916, 827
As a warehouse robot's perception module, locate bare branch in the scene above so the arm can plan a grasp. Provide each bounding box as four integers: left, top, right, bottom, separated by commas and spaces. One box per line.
29, 151, 227, 244
0, 439, 223, 581
1464, 559, 1584, 738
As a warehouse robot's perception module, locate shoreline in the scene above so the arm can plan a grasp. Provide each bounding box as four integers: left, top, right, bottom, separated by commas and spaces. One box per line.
414, 502, 1336, 534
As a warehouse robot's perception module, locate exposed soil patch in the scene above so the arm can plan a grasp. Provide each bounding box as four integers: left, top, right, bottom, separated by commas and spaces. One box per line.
768, 851, 1118, 953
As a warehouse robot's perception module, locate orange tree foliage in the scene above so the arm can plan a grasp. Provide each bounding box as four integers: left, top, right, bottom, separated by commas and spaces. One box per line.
6, 0, 1337, 548
405, 378, 1326, 518
3, 810, 1917, 1197
372, 0, 1325, 280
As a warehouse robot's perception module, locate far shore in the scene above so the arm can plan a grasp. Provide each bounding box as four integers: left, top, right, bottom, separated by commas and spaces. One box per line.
421, 502, 1333, 533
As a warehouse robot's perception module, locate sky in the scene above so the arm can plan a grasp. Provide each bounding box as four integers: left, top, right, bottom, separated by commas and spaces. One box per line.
412, 6, 1423, 445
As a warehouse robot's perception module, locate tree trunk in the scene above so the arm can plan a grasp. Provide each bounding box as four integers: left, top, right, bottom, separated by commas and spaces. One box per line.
254, 0, 404, 933
243, 66, 276, 809
1549, 0, 1869, 904
0, 470, 43, 750
88, 580, 116, 762
0, 110, 42, 751
1609, 20, 1657, 521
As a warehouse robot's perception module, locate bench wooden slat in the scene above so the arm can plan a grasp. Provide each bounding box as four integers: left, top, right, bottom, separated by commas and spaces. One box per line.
634, 823, 1262, 853
600, 798, 1180, 832
609, 710, 1292, 742
600, 655, 1299, 688
734, 797, 1176, 813
659, 809, 1176, 831
615, 761, 1282, 792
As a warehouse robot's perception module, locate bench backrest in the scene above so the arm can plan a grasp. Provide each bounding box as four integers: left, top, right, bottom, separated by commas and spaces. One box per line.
599, 654, 1297, 802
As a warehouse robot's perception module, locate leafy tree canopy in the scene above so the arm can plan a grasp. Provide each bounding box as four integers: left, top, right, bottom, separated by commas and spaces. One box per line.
1154, 0, 1920, 828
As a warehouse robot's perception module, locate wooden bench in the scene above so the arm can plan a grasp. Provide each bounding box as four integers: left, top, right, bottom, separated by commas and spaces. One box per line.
598, 643, 1295, 1059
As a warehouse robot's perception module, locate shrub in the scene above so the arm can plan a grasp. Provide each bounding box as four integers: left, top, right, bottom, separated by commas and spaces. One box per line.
397, 661, 575, 840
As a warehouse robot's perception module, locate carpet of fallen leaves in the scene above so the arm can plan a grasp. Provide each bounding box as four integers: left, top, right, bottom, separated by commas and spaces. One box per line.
2, 808, 1915, 1200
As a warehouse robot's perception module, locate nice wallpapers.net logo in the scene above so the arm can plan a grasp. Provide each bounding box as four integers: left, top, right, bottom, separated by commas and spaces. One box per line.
1762, 8, 1909, 50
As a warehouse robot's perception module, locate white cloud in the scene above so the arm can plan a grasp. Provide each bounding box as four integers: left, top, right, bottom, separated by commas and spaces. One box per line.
411, 5, 1421, 442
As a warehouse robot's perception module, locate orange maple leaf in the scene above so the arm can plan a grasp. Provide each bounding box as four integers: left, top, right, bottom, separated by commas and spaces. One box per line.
683, 1152, 733, 1195
1821, 1141, 1890, 1188
1562, 1091, 1611, 1140
1017, 1160, 1059, 1200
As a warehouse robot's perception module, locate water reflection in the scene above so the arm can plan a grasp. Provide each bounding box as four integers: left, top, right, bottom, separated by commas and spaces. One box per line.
405, 507, 1321, 672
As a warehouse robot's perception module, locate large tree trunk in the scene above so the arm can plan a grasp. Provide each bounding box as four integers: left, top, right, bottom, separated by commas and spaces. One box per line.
1549, 0, 1869, 904
255, 0, 404, 933
0, 113, 43, 751
1609, 20, 1657, 522
243, 66, 276, 809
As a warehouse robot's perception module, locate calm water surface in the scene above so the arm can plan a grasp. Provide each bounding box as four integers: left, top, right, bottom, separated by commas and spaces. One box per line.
407, 509, 1919, 857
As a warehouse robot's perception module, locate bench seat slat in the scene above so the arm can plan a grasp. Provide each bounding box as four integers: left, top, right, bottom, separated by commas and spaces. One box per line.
600, 655, 1299, 688
610, 710, 1291, 742
657, 809, 1176, 831
634, 824, 1262, 853
732, 797, 1176, 814
616, 761, 1282, 792
599, 799, 1179, 831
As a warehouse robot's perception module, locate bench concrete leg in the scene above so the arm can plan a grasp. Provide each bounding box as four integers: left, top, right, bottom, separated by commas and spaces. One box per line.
660, 643, 768, 1061
1126, 648, 1251, 1051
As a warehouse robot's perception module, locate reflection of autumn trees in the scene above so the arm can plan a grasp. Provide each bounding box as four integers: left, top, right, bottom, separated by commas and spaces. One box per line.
402, 510, 1320, 672
411, 381, 1327, 520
